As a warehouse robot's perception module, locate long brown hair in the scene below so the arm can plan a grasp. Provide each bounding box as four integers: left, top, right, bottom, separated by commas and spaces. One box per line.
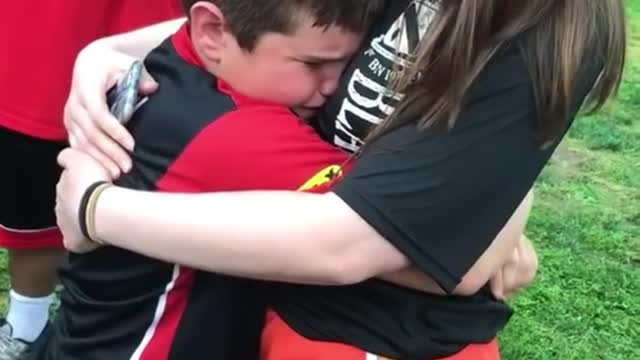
368, 0, 626, 146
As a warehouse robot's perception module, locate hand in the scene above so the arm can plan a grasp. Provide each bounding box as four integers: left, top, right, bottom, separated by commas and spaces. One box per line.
55, 149, 112, 253
489, 235, 539, 300
64, 40, 158, 177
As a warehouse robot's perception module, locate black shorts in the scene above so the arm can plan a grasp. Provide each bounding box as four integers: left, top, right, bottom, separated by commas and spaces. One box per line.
0, 125, 66, 249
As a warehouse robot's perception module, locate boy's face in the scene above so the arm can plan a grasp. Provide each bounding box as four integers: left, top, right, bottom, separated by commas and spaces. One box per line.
219, 18, 364, 117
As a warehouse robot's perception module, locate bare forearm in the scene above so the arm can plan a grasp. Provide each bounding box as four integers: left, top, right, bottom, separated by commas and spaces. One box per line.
95, 187, 409, 285
91, 185, 528, 294
56, 150, 534, 296
94, 18, 185, 59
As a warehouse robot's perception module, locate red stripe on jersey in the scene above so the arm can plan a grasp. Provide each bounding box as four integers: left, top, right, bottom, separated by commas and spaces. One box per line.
134, 266, 196, 360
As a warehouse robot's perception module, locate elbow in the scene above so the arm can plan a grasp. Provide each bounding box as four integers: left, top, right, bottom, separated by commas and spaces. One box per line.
295, 193, 397, 285
285, 238, 372, 285
317, 252, 374, 286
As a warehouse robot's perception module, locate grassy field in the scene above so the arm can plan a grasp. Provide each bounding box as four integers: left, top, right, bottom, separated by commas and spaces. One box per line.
499, 2, 640, 359
0, 2, 638, 360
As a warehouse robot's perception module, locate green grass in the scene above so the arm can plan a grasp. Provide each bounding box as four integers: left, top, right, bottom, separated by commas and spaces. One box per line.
0, 255, 7, 311
499, 2, 640, 359
1, 3, 639, 360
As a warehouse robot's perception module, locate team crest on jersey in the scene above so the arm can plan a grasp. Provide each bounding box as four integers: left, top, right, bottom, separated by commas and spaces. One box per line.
297, 165, 343, 191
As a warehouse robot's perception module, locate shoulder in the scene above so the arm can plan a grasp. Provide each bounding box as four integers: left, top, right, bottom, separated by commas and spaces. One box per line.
203, 106, 334, 149
475, 35, 604, 118
468, 42, 532, 105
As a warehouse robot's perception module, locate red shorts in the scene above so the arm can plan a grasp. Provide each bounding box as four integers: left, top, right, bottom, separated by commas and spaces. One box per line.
0, 227, 63, 250
261, 310, 500, 360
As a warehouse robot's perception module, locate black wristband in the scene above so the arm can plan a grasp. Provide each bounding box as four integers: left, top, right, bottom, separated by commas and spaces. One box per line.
78, 181, 109, 240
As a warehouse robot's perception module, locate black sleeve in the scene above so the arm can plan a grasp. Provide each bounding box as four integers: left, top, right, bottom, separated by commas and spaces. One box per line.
333, 48, 594, 293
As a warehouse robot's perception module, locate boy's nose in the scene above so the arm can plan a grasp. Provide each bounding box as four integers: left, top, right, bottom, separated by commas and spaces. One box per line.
319, 77, 339, 97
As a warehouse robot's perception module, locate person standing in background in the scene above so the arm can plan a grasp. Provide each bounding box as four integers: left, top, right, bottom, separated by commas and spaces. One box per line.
0, 2, 182, 358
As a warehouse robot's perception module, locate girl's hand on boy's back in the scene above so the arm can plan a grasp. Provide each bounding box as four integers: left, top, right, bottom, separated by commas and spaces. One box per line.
489, 235, 538, 300
64, 40, 158, 178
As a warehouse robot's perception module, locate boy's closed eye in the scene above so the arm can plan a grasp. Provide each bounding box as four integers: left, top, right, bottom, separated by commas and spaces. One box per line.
301, 60, 330, 71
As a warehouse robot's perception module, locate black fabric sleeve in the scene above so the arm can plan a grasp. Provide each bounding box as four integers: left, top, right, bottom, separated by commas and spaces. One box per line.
333, 50, 561, 293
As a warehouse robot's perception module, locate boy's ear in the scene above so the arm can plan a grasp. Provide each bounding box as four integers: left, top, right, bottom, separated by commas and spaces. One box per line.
189, 2, 228, 62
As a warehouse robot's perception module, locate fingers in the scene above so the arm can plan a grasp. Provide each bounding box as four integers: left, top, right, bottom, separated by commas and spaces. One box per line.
504, 246, 520, 292
515, 235, 539, 289
93, 108, 135, 154
57, 148, 79, 168
492, 244, 523, 300
65, 86, 133, 173
520, 236, 539, 272
138, 73, 159, 96
501, 237, 539, 298
84, 85, 136, 153
81, 127, 127, 177
83, 144, 122, 179
490, 268, 505, 300
92, 62, 158, 152
139, 81, 159, 95
56, 147, 97, 170
69, 121, 122, 177
64, 44, 140, 173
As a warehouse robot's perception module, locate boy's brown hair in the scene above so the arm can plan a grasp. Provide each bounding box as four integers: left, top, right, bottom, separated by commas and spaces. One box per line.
182, 0, 386, 50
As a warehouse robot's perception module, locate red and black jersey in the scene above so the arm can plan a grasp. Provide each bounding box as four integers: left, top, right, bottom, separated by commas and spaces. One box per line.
35, 25, 348, 360
0, 0, 182, 140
